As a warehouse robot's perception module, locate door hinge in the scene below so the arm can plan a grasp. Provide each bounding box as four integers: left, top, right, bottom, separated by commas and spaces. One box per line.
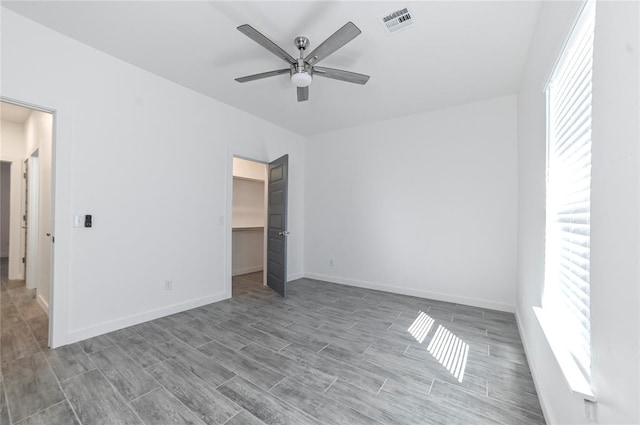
22, 257, 25, 264
23, 214, 26, 222
23, 172, 27, 179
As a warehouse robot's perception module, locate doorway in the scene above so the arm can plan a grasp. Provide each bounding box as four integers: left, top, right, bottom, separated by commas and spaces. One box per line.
231, 157, 268, 296
0, 100, 54, 351
1, 161, 11, 280
227, 153, 290, 299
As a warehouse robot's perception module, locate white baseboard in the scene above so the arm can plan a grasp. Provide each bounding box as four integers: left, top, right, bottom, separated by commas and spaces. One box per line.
36, 293, 49, 317
66, 292, 230, 345
232, 265, 263, 276
303, 272, 515, 313
232, 270, 302, 281
516, 309, 552, 424
8, 271, 24, 281
287, 272, 304, 281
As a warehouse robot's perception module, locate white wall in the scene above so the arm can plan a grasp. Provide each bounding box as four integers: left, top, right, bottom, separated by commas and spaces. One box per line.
232, 178, 265, 228
233, 157, 266, 181
232, 229, 264, 276
517, 1, 640, 424
0, 120, 26, 280
1, 9, 305, 346
0, 120, 26, 157
304, 95, 518, 312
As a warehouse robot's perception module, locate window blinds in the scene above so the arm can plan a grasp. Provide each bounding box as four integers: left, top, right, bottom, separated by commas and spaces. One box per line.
544, 0, 595, 380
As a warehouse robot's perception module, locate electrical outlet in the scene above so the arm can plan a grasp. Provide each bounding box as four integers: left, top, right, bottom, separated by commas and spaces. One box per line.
329, 258, 335, 267
164, 280, 173, 291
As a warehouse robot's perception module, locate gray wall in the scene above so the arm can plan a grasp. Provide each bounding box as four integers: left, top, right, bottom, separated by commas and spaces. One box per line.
0, 161, 10, 257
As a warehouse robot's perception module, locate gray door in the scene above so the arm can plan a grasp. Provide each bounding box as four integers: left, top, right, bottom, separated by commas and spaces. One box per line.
267, 154, 288, 297
22, 159, 28, 278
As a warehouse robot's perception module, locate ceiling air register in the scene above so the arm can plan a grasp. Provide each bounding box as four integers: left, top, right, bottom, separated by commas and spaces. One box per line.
382, 8, 415, 35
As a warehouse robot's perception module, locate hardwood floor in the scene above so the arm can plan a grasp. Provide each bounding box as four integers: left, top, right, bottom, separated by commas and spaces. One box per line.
0, 272, 545, 424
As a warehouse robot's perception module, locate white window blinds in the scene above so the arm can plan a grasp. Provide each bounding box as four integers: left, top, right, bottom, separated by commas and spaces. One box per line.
544, 0, 595, 380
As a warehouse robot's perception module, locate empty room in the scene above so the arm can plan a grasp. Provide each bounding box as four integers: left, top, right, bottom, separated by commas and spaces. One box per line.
0, 1, 638, 424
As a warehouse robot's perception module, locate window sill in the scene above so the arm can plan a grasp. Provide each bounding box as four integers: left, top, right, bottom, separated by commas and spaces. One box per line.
533, 306, 596, 402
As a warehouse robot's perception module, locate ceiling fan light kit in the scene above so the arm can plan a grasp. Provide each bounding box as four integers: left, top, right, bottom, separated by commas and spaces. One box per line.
235, 22, 370, 102
291, 71, 312, 88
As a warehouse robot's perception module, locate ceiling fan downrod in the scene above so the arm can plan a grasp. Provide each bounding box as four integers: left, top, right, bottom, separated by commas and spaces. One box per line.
292, 36, 312, 87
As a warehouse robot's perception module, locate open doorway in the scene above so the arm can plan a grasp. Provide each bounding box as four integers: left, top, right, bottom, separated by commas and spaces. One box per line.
231, 157, 267, 297
0, 100, 54, 352
1, 162, 11, 280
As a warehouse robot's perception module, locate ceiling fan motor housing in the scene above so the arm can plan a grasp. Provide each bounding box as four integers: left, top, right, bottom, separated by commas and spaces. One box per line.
294, 36, 309, 51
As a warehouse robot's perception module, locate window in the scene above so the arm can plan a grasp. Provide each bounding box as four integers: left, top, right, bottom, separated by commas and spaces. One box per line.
544, 0, 595, 382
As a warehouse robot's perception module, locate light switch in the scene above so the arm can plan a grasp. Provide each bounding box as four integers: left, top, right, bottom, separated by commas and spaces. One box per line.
73, 215, 82, 228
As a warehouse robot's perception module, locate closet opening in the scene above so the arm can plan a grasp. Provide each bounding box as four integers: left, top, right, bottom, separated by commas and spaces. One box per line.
231, 157, 267, 296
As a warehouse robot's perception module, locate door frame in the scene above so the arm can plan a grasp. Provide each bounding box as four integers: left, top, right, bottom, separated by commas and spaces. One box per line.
25, 152, 40, 290
1, 96, 71, 348
225, 148, 272, 297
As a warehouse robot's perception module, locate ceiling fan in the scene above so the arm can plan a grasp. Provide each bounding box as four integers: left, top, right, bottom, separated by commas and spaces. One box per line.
235, 22, 370, 102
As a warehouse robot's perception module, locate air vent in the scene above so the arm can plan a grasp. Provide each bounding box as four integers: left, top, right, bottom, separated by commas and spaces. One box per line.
381, 7, 415, 35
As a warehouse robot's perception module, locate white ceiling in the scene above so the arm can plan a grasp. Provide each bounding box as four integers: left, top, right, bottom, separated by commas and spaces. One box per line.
3, 1, 540, 136
1, 101, 32, 124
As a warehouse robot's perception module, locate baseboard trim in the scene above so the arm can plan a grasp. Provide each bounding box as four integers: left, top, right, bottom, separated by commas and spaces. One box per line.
66, 292, 230, 345
232, 265, 263, 276
36, 293, 49, 317
303, 272, 515, 313
515, 308, 553, 424
287, 272, 304, 282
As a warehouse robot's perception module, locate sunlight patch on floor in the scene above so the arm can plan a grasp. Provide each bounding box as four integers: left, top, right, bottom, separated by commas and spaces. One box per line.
427, 324, 469, 382
407, 311, 434, 343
